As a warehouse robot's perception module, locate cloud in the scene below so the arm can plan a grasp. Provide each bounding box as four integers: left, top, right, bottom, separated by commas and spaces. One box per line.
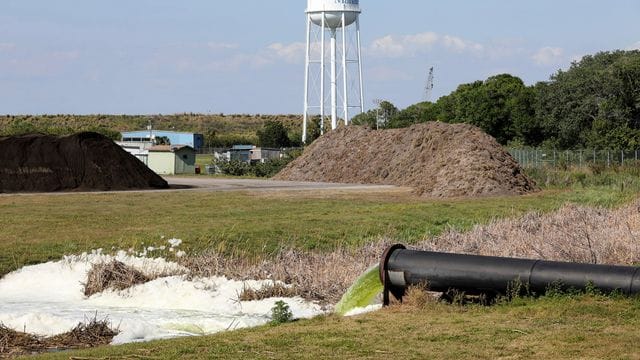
368, 32, 483, 58
442, 35, 483, 53
369, 35, 410, 58
532, 47, 565, 66
626, 41, 640, 51
369, 32, 439, 58
265, 42, 306, 64
569, 53, 585, 64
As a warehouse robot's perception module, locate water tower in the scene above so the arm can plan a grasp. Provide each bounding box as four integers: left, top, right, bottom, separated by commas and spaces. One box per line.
302, 0, 364, 143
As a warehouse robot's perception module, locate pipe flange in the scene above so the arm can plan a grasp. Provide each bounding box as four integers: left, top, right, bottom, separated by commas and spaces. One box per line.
380, 244, 406, 306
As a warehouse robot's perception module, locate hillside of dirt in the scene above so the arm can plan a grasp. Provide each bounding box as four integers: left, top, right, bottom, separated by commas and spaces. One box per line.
275, 122, 537, 198
0, 132, 168, 193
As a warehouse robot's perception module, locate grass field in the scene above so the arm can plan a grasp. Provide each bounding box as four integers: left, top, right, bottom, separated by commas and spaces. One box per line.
195, 154, 214, 169
3, 169, 640, 359
29, 295, 640, 359
0, 185, 636, 277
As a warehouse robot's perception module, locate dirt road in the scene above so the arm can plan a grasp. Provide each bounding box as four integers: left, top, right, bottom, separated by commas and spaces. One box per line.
0, 177, 400, 196
166, 177, 399, 193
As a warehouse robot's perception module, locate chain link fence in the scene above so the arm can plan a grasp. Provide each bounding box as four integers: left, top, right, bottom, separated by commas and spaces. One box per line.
508, 149, 640, 168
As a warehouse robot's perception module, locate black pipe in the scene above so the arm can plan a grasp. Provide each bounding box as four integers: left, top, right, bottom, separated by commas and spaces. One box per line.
380, 245, 640, 305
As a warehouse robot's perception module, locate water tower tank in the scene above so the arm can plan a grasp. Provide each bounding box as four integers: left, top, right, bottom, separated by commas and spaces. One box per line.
307, 0, 361, 29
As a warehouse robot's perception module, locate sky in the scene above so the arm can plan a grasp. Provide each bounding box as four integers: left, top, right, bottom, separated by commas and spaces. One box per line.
0, 0, 638, 115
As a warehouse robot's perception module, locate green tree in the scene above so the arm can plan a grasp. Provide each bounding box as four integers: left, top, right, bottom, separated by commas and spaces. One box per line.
351, 100, 398, 129
388, 101, 438, 128
257, 121, 291, 148
535, 50, 640, 149
304, 116, 326, 144
351, 109, 377, 128
434, 74, 532, 144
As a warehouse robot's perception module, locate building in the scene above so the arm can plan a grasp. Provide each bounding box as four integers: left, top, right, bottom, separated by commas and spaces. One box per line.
250, 147, 283, 163
121, 130, 204, 151
227, 145, 283, 163
147, 145, 196, 175
116, 142, 149, 165
228, 145, 255, 163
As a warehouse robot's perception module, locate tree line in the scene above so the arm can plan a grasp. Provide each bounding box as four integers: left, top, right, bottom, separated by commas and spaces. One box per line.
352, 50, 640, 150
0, 114, 303, 148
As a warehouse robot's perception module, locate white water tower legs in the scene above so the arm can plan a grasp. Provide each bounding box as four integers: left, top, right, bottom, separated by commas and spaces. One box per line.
302, 0, 364, 144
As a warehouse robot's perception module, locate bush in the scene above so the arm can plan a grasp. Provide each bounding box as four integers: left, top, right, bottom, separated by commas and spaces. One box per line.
215, 160, 253, 176
214, 156, 297, 178
270, 300, 293, 325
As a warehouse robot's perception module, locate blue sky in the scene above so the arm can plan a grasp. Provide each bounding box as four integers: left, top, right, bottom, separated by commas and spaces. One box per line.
0, 0, 638, 115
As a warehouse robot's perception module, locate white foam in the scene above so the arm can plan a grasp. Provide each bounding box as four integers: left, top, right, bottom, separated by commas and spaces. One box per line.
0, 253, 324, 344
343, 304, 382, 317
168, 238, 182, 248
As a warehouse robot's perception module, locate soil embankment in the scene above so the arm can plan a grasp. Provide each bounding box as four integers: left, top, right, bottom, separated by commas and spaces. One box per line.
275, 122, 537, 198
0, 132, 168, 193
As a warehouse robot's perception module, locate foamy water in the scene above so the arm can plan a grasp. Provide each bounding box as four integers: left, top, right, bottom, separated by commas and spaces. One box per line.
0, 246, 324, 344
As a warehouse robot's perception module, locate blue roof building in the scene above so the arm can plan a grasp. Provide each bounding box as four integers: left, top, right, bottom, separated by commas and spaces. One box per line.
121, 130, 204, 150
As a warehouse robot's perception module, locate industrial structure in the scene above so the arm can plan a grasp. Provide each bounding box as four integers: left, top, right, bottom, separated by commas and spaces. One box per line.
227, 145, 283, 164
302, 0, 364, 143
120, 130, 204, 151
425, 67, 434, 102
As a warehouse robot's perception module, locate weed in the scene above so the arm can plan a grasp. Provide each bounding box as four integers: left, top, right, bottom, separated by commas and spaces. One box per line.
402, 282, 435, 308
270, 301, 293, 325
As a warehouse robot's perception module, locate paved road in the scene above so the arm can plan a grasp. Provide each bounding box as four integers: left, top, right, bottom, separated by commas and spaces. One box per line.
165, 177, 399, 192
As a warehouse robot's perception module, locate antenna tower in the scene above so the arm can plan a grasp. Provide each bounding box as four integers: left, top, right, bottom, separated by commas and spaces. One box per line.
425, 67, 434, 102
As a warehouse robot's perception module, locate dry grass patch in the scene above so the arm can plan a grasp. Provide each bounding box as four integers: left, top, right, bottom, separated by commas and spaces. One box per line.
0, 318, 118, 358
428, 201, 640, 265
239, 282, 299, 302
182, 199, 640, 306
402, 283, 438, 309
84, 261, 151, 297
183, 242, 391, 305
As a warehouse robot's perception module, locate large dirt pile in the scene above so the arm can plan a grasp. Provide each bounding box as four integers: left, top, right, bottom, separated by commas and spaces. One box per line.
0, 132, 168, 193
275, 122, 537, 198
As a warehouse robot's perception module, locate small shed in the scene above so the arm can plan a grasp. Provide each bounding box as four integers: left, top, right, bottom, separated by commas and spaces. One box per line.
148, 145, 196, 175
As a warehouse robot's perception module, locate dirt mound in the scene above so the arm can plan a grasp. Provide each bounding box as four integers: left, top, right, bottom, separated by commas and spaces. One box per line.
275, 122, 537, 198
0, 132, 168, 193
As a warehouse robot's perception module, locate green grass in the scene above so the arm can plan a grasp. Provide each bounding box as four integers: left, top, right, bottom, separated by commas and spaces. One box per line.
28, 295, 640, 359
196, 154, 214, 168
4, 169, 640, 359
0, 184, 635, 277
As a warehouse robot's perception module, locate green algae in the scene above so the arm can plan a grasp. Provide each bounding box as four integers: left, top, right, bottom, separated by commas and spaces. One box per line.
334, 264, 383, 316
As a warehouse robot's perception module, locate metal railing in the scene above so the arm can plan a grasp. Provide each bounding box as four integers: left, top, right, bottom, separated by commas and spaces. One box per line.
509, 148, 640, 168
